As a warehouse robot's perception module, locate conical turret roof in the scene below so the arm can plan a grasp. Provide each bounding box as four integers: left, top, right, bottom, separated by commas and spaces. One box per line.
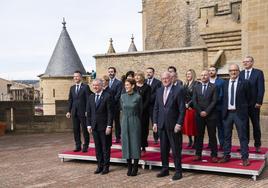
41, 18, 86, 77
128, 34, 137, 52
107, 38, 116, 54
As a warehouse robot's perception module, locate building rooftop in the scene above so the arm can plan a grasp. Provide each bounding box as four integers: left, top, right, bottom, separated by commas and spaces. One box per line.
41, 18, 86, 78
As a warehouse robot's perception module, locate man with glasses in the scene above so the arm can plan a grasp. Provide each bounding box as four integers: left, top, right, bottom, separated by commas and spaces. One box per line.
219, 64, 251, 166
239, 56, 265, 153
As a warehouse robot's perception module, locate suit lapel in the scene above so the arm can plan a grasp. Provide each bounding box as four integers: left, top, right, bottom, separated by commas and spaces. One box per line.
250, 68, 255, 80
205, 83, 212, 97
111, 79, 117, 88
164, 86, 173, 106
236, 79, 242, 100
160, 87, 165, 106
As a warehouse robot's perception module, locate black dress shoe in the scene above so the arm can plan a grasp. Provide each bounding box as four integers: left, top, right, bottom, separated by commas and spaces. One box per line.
172, 172, 182, 181
94, 167, 103, 174
187, 141, 193, 148
242, 159, 250, 166
73, 148, 81, 152
82, 147, 88, 153
101, 167, 109, 175
156, 170, 169, 178
218, 157, 230, 163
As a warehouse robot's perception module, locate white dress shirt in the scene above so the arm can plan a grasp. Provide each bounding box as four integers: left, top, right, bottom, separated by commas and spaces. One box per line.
228, 77, 238, 110
163, 84, 172, 104
245, 68, 253, 79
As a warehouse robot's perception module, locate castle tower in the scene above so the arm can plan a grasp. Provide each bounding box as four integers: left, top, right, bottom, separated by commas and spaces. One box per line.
39, 18, 89, 115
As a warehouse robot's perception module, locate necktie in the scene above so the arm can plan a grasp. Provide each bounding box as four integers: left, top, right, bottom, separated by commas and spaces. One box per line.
109, 79, 113, 88
246, 70, 250, 80
95, 94, 100, 107
230, 81, 235, 106
147, 79, 151, 85
202, 84, 207, 95
163, 87, 168, 105
76, 85, 79, 94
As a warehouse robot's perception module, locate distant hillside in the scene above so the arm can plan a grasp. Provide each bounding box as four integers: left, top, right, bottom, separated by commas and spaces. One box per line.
13, 80, 39, 88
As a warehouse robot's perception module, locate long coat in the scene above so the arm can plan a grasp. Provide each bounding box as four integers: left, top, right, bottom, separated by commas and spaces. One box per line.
120, 92, 143, 159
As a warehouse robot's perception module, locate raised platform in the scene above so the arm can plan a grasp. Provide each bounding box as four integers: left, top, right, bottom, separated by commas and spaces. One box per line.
58, 140, 267, 181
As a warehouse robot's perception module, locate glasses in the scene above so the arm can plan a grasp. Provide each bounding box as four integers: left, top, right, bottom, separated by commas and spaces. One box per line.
243, 60, 252, 63
229, 69, 239, 72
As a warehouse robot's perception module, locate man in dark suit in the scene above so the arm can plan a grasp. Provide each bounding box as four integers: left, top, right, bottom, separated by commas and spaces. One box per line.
209, 65, 225, 150
193, 70, 218, 162
239, 56, 265, 153
66, 70, 92, 152
219, 64, 251, 166
87, 79, 113, 174
108, 67, 123, 143
145, 67, 162, 144
153, 71, 185, 181
168, 66, 183, 86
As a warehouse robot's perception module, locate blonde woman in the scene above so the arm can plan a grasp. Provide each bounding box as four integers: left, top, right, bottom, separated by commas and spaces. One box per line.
182, 69, 199, 148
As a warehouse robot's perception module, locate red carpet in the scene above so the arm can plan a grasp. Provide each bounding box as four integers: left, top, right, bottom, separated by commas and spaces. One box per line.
61, 148, 265, 171
60, 139, 267, 179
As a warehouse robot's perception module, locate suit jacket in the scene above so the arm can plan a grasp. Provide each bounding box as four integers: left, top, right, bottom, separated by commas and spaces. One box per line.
183, 81, 199, 108
145, 78, 162, 105
68, 83, 91, 117
222, 78, 251, 120
192, 82, 217, 119
239, 68, 265, 106
153, 85, 185, 130
214, 77, 225, 110
109, 78, 123, 107
86, 92, 113, 131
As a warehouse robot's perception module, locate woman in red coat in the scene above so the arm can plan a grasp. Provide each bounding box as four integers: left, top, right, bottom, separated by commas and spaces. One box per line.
182, 69, 199, 147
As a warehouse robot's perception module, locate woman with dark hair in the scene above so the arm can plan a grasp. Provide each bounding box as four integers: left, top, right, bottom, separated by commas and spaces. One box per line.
120, 78, 143, 176
182, 69, 199, 148
121, 70, 135, 94
126, 70, 135, 79
135, 71, 151, 153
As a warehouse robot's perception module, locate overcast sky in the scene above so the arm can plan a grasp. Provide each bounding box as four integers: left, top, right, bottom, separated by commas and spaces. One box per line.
0, 0, 142, 80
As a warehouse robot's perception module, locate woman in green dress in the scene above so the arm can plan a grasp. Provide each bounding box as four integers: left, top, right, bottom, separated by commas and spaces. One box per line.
120, 78, 143, 176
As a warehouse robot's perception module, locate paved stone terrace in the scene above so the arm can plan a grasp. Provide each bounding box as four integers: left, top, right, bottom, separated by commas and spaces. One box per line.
0, 133, 268, 188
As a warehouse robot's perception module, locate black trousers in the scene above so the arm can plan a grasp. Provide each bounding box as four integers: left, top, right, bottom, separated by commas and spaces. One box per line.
195, 115, 218, 157
159, 128, 182, 173
114, 106, 121, 140
93, 130, 111, 168
223, 111, 249, 159
72, 116, 89, 148
141, 111, 150, 148
149, 106, 159, 141
247, 106, 261, 147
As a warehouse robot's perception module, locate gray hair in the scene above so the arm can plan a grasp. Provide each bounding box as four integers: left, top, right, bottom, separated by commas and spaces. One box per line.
93, 78, 103, 86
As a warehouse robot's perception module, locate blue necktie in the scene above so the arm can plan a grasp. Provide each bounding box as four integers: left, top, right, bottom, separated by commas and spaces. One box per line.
75, 85, 79, 94
230, 81, 235, 105
95, 94, 100, 107
109, 79, 113, 88
246, 71, 250, 80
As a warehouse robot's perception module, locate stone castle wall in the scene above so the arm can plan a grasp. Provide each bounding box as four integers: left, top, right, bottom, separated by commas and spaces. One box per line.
142, 0, 239, 50
95, 46, 207, 81
40, 77, 91, 115
40, 77, 74, 115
